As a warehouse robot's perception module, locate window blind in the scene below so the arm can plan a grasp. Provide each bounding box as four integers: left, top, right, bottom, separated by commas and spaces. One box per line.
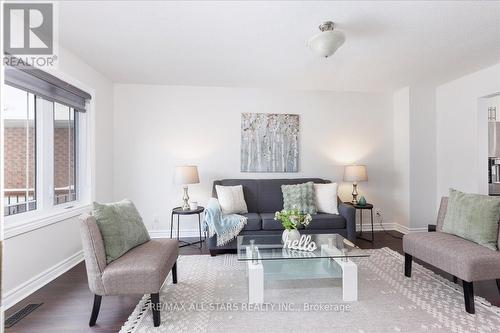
5, 66, 91, 112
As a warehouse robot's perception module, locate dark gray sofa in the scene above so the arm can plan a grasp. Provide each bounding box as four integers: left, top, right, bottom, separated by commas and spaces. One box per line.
208, 178, 356, 256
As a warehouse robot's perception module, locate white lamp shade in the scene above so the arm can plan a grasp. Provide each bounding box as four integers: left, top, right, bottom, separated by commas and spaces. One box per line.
343, 165, 368, 182
174, 165, 199, 185
307, 30, 345, 58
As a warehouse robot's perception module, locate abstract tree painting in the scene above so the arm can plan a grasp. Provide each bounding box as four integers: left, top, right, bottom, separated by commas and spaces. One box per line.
241, 113, 299, 172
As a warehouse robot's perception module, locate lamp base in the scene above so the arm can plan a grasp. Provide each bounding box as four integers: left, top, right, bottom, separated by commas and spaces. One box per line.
351, 183, 358, 205
182, 186, 190, 210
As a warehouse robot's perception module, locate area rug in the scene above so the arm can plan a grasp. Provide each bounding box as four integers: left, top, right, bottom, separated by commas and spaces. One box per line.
120, 248, 500, 333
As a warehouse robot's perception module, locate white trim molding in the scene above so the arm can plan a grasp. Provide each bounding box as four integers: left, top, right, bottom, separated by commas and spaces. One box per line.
2, 250, 84, 310
393, 224, 428, 234
356, 222, 396, 232
4, 204, 91, 239
356, 222, 427, 234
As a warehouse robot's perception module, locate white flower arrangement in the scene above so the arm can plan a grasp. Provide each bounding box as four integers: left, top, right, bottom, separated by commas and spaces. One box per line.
274, 205, 312, 230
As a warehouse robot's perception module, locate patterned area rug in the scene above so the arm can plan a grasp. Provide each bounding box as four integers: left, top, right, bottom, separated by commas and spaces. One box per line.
120, 248, 500, 333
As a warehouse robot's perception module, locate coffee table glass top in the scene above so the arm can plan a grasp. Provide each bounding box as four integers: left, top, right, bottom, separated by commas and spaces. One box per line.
237, 233, 370, 261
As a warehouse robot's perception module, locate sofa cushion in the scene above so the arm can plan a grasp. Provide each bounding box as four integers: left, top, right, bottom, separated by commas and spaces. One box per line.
314, 183, 339, 214
102, 238, 178, 295
215, 185, 248, 214
261, 212, 283, 230
261, 212, 346, 231
403, 231, 500, 282
213, 179, 259, 213
282, 182, 317, 214
442, 189, 500, 250
93, 199, 151, 264
257, 178, 328, 213
437, 196, 500, 248
241, 213, 262, 231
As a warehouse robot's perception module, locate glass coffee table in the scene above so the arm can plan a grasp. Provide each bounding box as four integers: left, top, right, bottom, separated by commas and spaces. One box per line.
237, 233, 369, 304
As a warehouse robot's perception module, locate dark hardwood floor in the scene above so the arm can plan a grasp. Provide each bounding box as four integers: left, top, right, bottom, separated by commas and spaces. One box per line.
5, 232, 500, 332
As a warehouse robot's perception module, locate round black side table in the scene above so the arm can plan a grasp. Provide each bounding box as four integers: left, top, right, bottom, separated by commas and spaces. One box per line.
346, 202, 374, 243
170, 206, 205, 249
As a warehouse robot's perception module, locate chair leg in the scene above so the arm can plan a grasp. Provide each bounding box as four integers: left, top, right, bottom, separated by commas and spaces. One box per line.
404, 253, 412, 277
172, 262, 178, 284
89, 294, 102, 327
463, 281, 475, 314
151, 293, 161, 327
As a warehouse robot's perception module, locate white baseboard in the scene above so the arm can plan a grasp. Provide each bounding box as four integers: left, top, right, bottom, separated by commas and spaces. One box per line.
357, 222, 426, 234
393, 224, 427, 234
2, 250, 84, 310
356, 222, 395, 232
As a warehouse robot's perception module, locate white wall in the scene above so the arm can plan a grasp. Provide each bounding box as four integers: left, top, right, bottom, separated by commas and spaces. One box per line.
393, 87, 410, 228
52, 49, 115, 203
392, 85, 437, 231
2, 47, 114, 308
3, 216, 84, 308
409, 85, 437, 228
113, 85, 395, 234
436, 63, 500, 198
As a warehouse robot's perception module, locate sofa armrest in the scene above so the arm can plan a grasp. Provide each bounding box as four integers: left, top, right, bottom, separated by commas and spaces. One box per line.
338, 202, 356, 242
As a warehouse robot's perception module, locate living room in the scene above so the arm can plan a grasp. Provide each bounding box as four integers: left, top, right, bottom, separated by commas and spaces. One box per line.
1, 1, 500, 332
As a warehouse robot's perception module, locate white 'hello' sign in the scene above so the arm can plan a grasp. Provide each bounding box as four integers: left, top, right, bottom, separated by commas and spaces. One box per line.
284, 234, 317, 252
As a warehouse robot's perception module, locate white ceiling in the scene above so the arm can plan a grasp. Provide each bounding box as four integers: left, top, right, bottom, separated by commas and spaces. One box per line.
59, 1, 500, 92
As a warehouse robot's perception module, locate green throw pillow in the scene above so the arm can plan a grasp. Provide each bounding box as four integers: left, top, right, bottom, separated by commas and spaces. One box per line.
281, 182, 317, 214
442, 189, 500, 250
93, 199, 151, 263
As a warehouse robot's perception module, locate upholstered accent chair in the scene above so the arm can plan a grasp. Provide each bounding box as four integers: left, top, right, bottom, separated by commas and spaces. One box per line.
403, 197, 500, 314
80, 215, 179, 327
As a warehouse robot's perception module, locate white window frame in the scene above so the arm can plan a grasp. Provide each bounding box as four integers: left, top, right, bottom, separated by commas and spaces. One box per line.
3, 73, 95, 239
52, 102, 79, 206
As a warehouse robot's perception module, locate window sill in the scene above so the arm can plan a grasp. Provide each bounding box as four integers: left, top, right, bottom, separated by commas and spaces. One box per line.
4, 203, 92, 239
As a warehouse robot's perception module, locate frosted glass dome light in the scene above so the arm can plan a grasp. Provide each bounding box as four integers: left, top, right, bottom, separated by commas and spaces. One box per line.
307, 21, 345, 58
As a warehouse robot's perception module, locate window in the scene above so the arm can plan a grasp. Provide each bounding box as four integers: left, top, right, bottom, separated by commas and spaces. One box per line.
54, 103, 77, 205
3, 66, 91, 220
3, 85, 36, 216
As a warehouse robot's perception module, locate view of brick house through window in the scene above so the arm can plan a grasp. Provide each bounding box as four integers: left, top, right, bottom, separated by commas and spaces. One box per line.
3, 86, 36, 216
3, 85, 77, 216
54, 103, 77, 205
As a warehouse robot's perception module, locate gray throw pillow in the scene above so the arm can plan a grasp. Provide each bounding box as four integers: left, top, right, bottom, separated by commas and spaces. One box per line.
281, 182, 317, 214
442, 189, 500, 250
93, 199, 151, 263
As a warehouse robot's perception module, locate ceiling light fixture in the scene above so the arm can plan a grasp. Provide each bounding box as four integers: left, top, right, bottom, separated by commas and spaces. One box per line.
307, 21, 345, 58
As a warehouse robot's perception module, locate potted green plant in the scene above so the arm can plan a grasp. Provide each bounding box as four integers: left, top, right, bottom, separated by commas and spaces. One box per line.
274, 206, 312, 243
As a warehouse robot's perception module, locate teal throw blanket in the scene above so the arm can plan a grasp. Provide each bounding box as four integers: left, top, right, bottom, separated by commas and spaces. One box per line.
204, 198, 247, 246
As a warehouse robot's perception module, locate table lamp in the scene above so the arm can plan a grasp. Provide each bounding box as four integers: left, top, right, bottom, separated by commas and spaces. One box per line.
343, 165, 368, 204
174, 165, 200, 210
